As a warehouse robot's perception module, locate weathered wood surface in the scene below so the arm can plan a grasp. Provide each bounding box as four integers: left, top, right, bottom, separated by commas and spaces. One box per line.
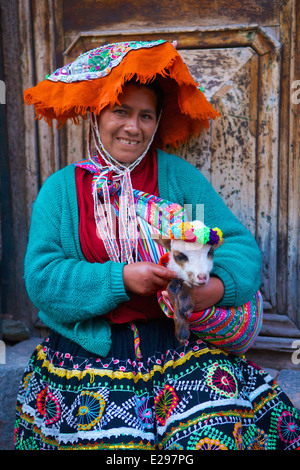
19, 0, 39, 227
286, 0, 300, 327
0, 0, 33, 327
0, 0, 299, 351
63, 24, 281, 61
62, 0, 280, 35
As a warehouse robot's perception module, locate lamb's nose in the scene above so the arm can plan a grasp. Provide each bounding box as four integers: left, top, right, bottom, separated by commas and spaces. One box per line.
197, 273, 208, 284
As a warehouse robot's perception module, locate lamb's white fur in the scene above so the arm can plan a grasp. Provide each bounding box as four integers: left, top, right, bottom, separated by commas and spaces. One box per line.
162, 220, 219, 287
157, 221, 223, 342
155, 220, 223, 342
167, 239, 213, 287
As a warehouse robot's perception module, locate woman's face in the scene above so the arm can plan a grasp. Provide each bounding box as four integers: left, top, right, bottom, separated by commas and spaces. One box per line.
98, 84, 158, 164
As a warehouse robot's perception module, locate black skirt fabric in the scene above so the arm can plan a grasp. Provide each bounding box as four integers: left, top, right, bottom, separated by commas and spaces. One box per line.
14, 318, 300, 450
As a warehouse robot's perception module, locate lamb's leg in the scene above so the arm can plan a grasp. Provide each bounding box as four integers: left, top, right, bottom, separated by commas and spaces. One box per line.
167, 279, 194, 343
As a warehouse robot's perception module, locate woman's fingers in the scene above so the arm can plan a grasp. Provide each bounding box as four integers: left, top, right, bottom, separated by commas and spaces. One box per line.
123, 262, 177, 295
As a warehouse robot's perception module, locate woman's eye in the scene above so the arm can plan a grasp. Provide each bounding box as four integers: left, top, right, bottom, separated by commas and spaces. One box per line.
141, 113, 153, 120
114, 108, 126, 115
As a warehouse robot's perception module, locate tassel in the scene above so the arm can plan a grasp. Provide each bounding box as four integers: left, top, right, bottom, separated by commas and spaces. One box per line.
87, 110, 161, 264
130, 322, 142, 359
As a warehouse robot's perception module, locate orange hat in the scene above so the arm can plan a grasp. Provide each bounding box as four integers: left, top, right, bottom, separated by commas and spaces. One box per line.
24, 39, 219, 148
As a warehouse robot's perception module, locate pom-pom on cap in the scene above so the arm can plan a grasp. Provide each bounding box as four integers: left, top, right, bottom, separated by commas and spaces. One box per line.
168, 220, 223, 245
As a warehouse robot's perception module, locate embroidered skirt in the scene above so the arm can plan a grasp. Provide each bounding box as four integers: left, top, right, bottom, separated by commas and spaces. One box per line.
14, 318, 300, 450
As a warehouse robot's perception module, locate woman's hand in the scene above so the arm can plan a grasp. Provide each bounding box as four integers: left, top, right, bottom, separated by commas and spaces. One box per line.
123, 261, 177, 296
162, 276, 225, 312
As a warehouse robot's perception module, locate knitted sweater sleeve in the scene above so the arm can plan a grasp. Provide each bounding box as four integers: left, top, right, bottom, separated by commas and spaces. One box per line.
24, 167, 130, 325
158, 152, 262, 307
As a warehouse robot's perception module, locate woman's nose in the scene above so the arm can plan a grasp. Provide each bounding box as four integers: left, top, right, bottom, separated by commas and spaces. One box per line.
124, 115, 139, 133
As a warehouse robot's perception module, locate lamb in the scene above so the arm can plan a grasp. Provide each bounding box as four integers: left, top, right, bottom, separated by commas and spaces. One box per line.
155, 220, 224, 343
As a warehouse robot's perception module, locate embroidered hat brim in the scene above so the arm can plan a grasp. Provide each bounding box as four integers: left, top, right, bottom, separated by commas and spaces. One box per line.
23, 40, 219, 149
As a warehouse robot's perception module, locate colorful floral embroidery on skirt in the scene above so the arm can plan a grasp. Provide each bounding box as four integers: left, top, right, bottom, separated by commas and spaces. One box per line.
14, 320, 300, 450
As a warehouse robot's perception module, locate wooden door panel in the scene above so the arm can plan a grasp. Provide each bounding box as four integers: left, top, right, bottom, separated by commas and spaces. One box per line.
178, 47, 257, 236
63, 26, 280, 313
175, 43, 277, 310
62, 0, 280, 34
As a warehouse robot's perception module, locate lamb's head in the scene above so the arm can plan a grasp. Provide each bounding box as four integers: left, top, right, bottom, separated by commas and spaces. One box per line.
167, 239, 214, 286
156, 220, 224, 287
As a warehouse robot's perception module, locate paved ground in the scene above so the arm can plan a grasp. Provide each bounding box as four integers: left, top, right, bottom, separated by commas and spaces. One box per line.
0, 337, 299, 450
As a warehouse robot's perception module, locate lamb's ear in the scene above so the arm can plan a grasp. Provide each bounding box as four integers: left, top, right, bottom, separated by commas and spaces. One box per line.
152, 233, 172, 251
213, 238, 225, 250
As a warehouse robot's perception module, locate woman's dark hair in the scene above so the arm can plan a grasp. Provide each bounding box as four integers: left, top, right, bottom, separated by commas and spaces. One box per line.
125, 76, 164, 117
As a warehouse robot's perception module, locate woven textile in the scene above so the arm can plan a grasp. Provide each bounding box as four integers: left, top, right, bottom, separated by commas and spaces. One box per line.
15, 322, 300, 450
75, 157, 187, 263
47, 40, 166, 83
158, 289, 263, 355
74, 159, 263, 355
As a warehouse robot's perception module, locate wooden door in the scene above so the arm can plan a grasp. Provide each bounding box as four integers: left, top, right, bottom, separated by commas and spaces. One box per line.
2, 0, 299, 367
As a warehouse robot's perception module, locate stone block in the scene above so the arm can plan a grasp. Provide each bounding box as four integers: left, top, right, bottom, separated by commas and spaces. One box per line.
2, 318, 30, 343
0, 337, 41, 450
277, 369, 300, 412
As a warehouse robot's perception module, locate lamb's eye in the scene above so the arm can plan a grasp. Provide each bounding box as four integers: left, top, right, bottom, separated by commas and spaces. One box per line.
173, 251, 189, 263
208, 247, 214, 258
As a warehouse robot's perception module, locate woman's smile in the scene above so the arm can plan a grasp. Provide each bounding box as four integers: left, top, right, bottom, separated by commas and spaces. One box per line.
97, 84, 158, 164
117, 137, 140, 146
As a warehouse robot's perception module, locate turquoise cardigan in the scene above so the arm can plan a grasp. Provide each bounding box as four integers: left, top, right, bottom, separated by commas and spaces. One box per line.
24, 150, 261, 356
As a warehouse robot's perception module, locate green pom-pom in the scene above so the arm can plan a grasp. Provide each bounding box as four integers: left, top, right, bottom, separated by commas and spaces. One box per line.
193, 226, 210, 244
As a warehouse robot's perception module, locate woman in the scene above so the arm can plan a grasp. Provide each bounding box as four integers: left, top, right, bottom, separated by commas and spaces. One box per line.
15, 40, 300, 450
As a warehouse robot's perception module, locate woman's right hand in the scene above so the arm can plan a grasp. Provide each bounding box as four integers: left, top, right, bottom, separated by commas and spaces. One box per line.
123, 261, 177, 296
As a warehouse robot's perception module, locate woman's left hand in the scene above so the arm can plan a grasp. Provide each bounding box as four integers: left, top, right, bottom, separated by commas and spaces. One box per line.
161, 276, 225, 312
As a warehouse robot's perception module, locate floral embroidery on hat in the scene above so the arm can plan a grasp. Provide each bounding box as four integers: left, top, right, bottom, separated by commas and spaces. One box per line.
47, 40, 166, 83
